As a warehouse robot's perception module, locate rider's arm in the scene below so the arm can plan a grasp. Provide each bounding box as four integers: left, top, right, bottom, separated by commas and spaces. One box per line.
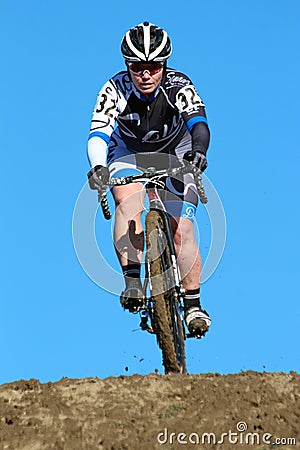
87, 78, 120, 167
171, 72, 210, 155
188, 120, 210, 156
179, 92, 210, 155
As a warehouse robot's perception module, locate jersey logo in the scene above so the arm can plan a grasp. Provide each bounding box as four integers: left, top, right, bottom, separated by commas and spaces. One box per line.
165, 71, 191, 88
182, 205, 196, 220
118, 112, 182, 143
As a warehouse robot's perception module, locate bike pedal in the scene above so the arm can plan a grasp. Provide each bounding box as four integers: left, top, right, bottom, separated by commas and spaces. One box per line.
139, 316, 154, 334
128, 304, 144, 314
186, 333, 204, 339
140, 316, 148, 329
141, 324, 154, 334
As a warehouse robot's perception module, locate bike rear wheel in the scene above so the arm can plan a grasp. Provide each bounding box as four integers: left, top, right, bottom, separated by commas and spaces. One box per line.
145, 210, 186, 374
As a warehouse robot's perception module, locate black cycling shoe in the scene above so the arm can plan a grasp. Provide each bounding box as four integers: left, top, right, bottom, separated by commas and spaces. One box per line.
185, 306, 211, 338
120, 284, 144, 313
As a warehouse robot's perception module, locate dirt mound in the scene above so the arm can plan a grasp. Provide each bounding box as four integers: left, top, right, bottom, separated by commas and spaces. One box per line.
0, 371, 299, 450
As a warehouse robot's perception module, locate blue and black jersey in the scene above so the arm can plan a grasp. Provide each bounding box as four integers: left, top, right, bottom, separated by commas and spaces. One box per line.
88, 68, 210, 167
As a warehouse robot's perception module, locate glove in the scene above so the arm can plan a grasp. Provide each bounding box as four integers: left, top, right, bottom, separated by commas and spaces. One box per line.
87, 165, 110, 190
183, 150, 208, 172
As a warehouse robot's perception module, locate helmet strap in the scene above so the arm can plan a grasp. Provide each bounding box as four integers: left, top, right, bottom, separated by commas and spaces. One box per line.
125, 61, 133, 80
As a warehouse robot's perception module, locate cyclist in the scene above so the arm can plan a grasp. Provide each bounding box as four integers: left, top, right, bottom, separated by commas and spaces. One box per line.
87, 22, 211, 337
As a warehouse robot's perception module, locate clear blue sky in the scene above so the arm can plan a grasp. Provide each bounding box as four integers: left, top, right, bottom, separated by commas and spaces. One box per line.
1, 0, 299, 383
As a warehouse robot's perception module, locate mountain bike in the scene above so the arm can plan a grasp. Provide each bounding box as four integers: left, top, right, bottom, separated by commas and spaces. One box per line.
97, 160, 208, 374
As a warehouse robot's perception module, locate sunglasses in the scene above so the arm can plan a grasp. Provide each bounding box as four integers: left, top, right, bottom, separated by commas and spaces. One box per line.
129, 62, 164, 76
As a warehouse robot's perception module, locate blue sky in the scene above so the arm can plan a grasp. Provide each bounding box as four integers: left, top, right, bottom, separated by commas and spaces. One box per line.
1, 0, 299, 383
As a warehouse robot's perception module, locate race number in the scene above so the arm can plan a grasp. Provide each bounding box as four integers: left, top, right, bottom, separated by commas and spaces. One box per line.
175, 85, 205, 114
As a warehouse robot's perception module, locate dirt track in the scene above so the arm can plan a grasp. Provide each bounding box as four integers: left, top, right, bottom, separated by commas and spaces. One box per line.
0, 371, 299, 450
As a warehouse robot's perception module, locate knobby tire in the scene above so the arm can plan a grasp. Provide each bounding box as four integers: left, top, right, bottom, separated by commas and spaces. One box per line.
145, 210, 186, 374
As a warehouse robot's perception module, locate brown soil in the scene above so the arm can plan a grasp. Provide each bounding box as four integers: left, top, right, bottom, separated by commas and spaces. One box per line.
0, 371, 299, 450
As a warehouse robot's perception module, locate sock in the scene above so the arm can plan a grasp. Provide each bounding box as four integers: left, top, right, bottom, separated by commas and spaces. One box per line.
184, 288, 201, 310
122, 264, 141, 288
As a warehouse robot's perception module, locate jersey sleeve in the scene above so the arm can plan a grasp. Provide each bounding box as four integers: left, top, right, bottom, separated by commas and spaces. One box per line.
174, 83, 208, 132
167, 71, 210, 155
87, 79, 120, 167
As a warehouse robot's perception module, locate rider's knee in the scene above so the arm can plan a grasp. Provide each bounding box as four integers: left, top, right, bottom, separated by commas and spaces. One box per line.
172, 219, 195, 247
113, 185, 144, 206
114, 192, 144, 220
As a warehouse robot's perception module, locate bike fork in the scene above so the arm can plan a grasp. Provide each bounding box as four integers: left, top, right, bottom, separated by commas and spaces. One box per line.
158, 210, 185, 305
138, 257, 154, 333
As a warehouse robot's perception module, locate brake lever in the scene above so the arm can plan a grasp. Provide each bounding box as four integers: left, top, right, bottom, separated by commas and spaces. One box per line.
98, 188, 111, 220
182, 161, 208, 204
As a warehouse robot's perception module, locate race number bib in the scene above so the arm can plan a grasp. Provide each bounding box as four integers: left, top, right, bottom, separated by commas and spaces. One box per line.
175, 85, 205, 114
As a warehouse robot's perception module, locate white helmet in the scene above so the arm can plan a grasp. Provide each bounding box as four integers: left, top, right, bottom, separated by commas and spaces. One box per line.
121, 22, 172, 63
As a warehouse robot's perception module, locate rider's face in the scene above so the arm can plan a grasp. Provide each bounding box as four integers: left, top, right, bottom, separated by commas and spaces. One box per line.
129, 63, 163, 98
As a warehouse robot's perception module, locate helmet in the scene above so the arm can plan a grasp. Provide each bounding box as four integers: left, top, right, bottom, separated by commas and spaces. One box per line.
121, 21, 172, 63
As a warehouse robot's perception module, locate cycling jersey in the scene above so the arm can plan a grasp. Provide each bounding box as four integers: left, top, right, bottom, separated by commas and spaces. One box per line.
87, 68, 210, 167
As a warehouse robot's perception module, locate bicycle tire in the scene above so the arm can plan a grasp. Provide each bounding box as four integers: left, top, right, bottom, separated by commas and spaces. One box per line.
145, 210, 186, 374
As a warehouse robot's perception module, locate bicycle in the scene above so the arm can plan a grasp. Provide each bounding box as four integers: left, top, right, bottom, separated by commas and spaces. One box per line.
97, 159, 208, 374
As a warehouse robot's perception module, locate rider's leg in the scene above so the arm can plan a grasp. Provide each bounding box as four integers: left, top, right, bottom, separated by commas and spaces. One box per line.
170, 216, 211, 336
112, 183, 145, 267
106, 130, 148, 310
112, 183, 146, 310
170, 216, 201, 290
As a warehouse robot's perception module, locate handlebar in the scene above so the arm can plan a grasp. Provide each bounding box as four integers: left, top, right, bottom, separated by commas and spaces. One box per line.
97, 161, 208, 220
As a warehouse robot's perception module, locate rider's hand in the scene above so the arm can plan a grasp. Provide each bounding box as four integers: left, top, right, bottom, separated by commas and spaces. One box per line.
87, 165, 110, 190
183, 151, 208, 172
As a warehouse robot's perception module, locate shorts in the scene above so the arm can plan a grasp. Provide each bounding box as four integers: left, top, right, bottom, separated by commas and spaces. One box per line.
106, 128, 199, 220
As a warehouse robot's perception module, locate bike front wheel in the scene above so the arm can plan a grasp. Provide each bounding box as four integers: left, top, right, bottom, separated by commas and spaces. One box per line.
145, 210, 186, 374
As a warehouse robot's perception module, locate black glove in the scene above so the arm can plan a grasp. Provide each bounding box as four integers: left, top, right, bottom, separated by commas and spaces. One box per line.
183, 150, 208, 172
87, 165, 110, 190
